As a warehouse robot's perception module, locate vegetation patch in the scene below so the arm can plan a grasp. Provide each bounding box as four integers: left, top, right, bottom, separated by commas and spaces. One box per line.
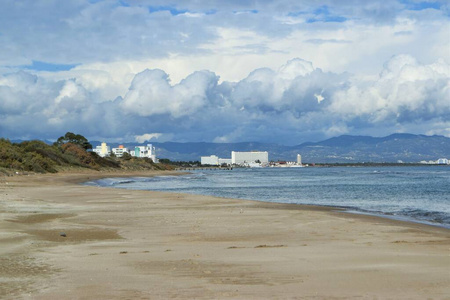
0, 132, 174, 174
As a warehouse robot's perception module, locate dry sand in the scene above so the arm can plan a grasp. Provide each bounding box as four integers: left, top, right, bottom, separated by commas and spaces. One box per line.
0, 170, 449, 299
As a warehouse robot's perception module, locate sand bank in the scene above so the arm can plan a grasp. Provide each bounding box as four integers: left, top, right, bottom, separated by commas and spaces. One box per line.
0, 171, 449, 299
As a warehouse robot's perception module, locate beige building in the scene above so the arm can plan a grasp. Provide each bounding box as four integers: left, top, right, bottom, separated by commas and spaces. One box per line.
93, 142, 110, 157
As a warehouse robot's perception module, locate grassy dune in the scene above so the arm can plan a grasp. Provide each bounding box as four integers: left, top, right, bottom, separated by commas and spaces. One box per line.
0, 139, 173, 175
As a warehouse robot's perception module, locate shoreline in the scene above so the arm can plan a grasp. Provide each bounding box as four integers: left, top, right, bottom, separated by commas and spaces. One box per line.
87, 171, 450, 231
1, 170, 449, 299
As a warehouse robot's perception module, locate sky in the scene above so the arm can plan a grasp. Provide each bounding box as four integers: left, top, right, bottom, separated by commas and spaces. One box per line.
0, 0, 449, 145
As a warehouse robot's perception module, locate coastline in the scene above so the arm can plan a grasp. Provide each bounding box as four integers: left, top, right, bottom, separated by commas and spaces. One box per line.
1, 171, 449, 299
88, 167, 450, 230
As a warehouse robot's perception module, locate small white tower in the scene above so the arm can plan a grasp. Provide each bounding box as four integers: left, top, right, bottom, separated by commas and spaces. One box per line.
297, 154, 302, 165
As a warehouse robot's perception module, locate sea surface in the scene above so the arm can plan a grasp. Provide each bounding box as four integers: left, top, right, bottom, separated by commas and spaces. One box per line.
85, 166, 450, 228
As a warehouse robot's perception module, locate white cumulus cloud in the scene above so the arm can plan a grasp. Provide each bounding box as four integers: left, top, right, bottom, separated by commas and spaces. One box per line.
135, 133, 163, 143
0, 55, 448, 144
121, 69, 219, 118
329, 54, 450, 128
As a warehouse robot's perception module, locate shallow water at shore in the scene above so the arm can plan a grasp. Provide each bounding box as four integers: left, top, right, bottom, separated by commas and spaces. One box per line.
85, 166, 450, 228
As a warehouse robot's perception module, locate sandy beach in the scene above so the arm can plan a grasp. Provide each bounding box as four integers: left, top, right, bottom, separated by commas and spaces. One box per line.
1, 171, 449, 299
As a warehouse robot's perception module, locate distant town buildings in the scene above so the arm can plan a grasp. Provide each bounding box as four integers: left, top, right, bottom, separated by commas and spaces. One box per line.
437, 158, 449, 165
93, 143, 158, 162
201, 151, 269, 166
201, 151, 304, 167
270, 160, 304, 167
419, 158, 449, 165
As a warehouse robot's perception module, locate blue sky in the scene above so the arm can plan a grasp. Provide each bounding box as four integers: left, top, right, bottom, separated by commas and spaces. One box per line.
0, 0, 449, 144
24, 61, 79, 72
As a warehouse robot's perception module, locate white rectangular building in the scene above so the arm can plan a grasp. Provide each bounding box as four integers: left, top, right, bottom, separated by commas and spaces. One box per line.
201, 155, 219, 165
111, 145, 129, 158
218, 158, 232, 165
231, 151, 269, 165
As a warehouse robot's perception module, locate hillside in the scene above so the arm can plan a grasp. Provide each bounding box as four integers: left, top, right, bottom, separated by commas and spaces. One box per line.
291, 134, 449, 163
0, 138, 173, 175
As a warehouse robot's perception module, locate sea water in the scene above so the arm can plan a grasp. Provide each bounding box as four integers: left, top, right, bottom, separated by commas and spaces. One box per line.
85, 166, 450, 228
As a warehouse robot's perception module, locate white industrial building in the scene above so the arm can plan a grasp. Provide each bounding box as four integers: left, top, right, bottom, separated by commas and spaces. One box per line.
201, 155, 233, 166
201, 155, 219, 165
231, 151, 269, 165
219, 158, 232, 165
201, 151, 270, 167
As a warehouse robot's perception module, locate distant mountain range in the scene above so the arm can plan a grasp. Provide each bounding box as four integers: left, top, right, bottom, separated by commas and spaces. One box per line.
92, 133, 450, 163
12, 133, 449, 163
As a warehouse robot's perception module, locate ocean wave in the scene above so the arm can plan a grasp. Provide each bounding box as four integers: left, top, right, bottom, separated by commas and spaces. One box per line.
398, 209, 450, 225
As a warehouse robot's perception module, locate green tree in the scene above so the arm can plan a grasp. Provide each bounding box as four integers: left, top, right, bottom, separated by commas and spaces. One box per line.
121, 152, 132, 160
159, 158, 171, 164
54, 132, 92, 150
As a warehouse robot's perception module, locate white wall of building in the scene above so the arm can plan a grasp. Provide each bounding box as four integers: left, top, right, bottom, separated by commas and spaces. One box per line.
218, 158, 232, 165
201, 155, 219, 165
231, 151, 269, 165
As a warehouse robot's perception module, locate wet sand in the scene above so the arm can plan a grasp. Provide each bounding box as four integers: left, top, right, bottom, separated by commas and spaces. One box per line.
1, 171, 449, 299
